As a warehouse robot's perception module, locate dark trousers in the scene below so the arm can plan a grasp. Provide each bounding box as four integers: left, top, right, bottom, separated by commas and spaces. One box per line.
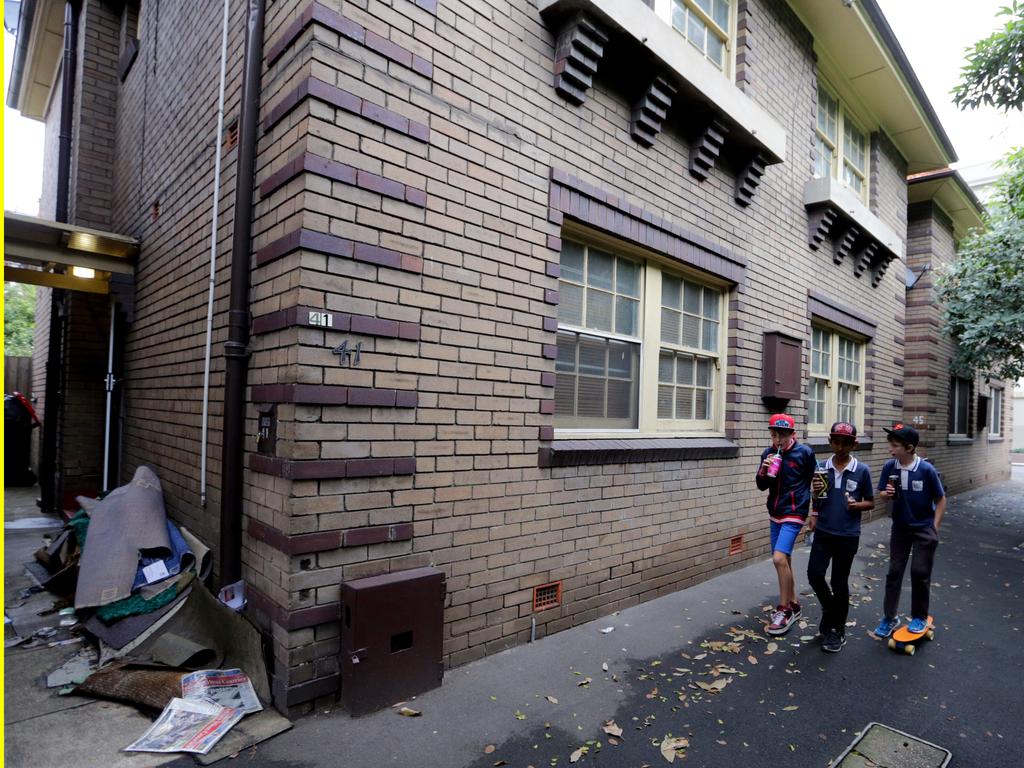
884, 524, 939, 620
806, 530, 859, 634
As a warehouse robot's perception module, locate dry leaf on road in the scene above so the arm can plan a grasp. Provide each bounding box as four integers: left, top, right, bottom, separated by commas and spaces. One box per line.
396, 707, 421, 717
659, 735, 689, 762
603, 720, 623, 737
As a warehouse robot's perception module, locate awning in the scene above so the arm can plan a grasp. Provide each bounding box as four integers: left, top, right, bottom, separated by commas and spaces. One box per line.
4, 211, 139, 294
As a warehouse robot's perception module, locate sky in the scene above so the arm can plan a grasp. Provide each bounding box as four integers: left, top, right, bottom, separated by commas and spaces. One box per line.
2, 2, 1023, 215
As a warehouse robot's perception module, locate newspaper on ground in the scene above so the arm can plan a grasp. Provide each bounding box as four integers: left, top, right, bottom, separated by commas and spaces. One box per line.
182, 668, 263, 714
123, 697, 244, 754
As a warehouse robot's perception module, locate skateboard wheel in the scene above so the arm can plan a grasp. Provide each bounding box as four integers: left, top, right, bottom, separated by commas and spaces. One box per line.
926, 630, 935, 641
906, 645, 915, 656
887, 639, 896, 650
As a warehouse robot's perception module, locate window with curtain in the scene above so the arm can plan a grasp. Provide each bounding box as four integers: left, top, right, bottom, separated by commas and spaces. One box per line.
664, 0, 735, 73
556, 238, 725, 433
808, 324, 864, 432
813, 84, 870, 203
949, 377, 971, 436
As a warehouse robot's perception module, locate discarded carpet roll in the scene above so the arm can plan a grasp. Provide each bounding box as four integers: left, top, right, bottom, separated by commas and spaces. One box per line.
75, 466, 172, 609
179, 527, 212, 581
75, 661, 185, 711
84, 584, 192, 651
120, 585, 271, 701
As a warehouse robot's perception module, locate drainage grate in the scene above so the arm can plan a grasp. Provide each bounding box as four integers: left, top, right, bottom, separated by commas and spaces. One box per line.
728, 535, 743, 555
532, 581, 562, 611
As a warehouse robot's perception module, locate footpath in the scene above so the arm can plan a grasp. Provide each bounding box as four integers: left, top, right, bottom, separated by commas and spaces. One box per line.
6, 470, 1024, 767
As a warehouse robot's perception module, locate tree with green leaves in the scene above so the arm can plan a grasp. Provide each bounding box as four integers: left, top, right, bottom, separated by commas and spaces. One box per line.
938, 151, 1024, 380
952, 1, 1024, 112
4, 282, 37, 357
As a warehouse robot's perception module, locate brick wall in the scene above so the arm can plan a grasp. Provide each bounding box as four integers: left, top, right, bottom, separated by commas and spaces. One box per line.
72, 0, 1002, 717
904, 202, 1011, 493
228, 0, 917, 713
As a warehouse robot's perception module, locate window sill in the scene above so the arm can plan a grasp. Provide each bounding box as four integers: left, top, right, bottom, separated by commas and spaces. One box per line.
539, 437, 740, 467
536, 0, 786, 163
804, 176, 904, 260
988, 437, 1004, 443
947, 436, 974, 446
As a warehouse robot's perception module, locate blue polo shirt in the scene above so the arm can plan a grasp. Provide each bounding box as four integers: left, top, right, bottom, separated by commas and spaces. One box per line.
814, 456, 873, 537
755, 441, 816, 523
877, 456, 945, 528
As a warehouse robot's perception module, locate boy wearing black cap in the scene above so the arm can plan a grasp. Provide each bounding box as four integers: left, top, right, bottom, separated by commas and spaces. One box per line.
756, 414, 817, 635
807, 422, 874, 652
872, 422, 946, 639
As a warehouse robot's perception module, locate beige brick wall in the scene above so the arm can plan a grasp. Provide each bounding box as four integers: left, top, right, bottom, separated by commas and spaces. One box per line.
67, 0, 1007, 716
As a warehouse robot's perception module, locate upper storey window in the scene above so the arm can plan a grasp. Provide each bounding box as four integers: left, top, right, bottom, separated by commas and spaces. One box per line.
814, 85, 869, 202
662, 0, 734, 73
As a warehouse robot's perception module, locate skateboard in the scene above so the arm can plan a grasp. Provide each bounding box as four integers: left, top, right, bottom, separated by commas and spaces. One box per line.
887, 616, 935, 655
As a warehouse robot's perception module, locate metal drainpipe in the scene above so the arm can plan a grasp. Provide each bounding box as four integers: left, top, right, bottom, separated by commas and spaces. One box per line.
219, 0, 265, 587
39, 0, 78, 514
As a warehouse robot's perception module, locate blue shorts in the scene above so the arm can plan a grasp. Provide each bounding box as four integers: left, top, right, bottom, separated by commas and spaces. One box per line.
770, 521, 803, 555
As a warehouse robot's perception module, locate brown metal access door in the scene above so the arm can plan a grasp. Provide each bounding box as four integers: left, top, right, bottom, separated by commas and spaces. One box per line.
340, 566, 446, 716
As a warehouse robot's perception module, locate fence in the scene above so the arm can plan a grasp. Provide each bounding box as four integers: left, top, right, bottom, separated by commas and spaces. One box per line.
5, 356, 33, 395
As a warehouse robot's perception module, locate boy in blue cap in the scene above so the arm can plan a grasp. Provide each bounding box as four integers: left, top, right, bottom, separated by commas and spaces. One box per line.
756, 414, 816, 635
807, 421, 874, 652
872, 422, 946, 638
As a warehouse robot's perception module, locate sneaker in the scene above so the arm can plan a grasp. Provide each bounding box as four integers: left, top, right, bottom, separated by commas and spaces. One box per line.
767, 605, 796, 635
822, 630, 847, 653
873, 616, 901, 638
907, 617, 929, 634
789, 601, 802, 620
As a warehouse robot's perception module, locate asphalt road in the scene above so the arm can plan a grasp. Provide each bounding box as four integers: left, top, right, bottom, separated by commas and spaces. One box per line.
182, 473, 1024, 768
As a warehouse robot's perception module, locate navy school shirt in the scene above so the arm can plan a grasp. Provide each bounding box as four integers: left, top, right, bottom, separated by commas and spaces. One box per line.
814, 456, 873, 537
755, 441, 816, 523
876, 455, 945, 528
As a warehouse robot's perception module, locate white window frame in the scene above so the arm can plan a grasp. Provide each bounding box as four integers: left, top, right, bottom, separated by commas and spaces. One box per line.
654, 0, 737, 76
949, 377, 971, 437
813, 82, 870, 204
555, 232, 727, 438
989, 387, 1003, 437
807, 322, 865, 435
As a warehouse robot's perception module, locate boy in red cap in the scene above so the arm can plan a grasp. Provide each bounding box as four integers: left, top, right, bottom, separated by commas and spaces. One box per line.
756, 414, 817, 635
872, 422, 946, 639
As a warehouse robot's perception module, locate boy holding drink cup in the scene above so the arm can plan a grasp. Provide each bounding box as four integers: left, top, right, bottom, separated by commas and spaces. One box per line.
872, 422, 946, 639
756, 414, 816, 635
807, 422, 874, 652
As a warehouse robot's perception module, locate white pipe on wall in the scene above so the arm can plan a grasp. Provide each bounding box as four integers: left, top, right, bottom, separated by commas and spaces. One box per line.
200, 0, 231, 508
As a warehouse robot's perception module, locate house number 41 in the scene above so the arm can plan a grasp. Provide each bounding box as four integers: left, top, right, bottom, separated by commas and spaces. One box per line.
332, 339, 362, 366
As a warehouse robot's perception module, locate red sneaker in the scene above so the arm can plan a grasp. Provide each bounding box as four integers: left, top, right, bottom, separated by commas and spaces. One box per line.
767, 605, 796, 635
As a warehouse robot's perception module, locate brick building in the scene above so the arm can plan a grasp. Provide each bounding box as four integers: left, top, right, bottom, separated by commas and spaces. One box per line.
6, 0, 1010, 715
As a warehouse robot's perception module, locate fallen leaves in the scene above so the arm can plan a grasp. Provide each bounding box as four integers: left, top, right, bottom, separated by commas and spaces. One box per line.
484, 745, 496, 754
395, 706, 421, 717
602, 720, 623, 738
576, 677, 592, 688
659, 735, 689, 762
545, 695, 558, 704
569, 745, 589, 763
694, 676, 733, 693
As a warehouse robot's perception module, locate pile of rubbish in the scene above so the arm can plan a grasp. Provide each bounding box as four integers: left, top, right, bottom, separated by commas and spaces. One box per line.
12, 466, 290, 758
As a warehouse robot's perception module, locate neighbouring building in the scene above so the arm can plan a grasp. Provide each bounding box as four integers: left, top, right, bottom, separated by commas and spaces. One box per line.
5, 0, 1011, 715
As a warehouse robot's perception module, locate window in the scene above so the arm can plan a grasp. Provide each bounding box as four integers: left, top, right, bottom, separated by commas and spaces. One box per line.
555, 238, 725, 433
989, 388, 1002, 437
813, 84, 870, 202
949, 377, 971, 436
807, 324, 864, 432
660, 0, 734, 73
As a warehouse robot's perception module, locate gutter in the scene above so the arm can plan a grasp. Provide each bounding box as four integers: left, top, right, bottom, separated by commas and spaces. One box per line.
219, 0, 266, 587
5, 0, 37, 110
859, 0, 959, 165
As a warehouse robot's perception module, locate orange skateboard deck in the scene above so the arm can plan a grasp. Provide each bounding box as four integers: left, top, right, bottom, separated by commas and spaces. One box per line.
888, 616, 935, 655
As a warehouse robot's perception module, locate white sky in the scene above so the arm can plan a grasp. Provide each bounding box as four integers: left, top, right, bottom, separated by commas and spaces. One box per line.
2, 3, 1022, 215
